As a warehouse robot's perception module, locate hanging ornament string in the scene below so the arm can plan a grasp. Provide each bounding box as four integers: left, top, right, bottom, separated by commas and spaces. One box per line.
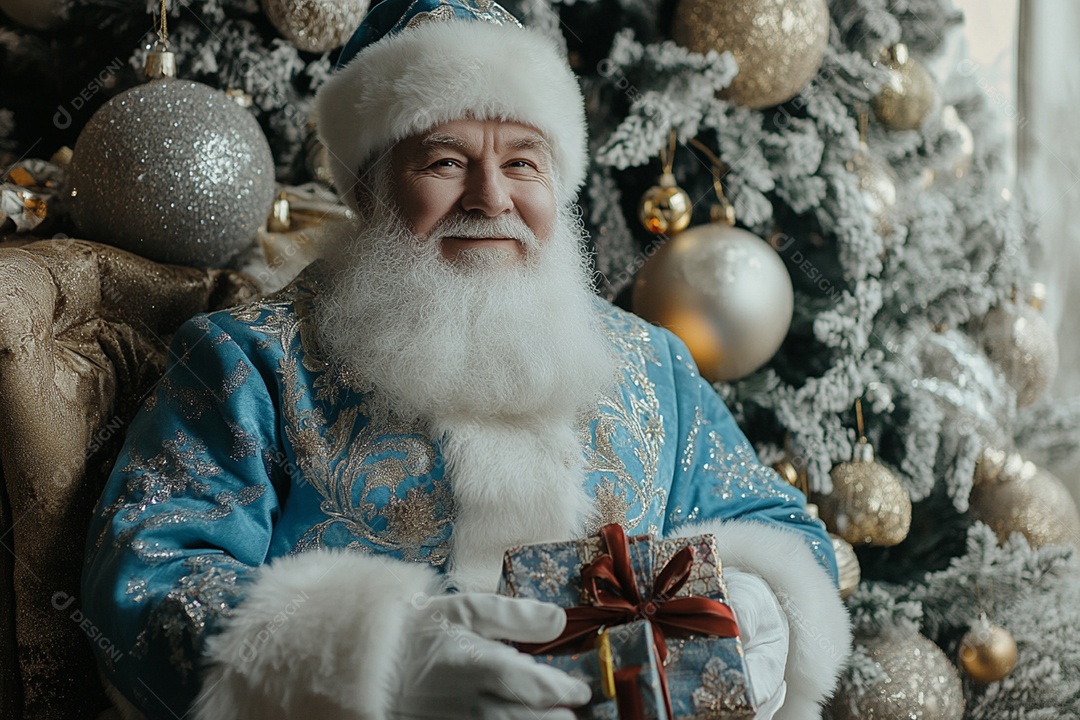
858, 107, 869, 145
659, 128, 677, 177
686, 137, 734, 225
145, 0, 177, 79
158, 0, 169, 49
855, 397, 866, 440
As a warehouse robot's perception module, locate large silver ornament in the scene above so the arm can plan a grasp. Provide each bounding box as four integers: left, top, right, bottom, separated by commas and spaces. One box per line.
68, 78, 276, 268
829, 631, 965, 720
632, 220, 793, 382
262, 0, 370, 52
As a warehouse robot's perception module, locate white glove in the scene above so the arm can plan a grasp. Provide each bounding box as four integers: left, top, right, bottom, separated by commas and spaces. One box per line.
389, 592, 592, 720
724, 568, 790, 720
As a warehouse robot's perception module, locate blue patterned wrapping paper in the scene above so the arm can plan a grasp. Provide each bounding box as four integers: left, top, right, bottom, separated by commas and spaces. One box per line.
498, 532, 756, 720
538, 620, 668, 720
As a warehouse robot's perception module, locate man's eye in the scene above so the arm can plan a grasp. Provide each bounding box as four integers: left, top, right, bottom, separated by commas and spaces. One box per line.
430, 159, 459, 168
507, 160, 535, 169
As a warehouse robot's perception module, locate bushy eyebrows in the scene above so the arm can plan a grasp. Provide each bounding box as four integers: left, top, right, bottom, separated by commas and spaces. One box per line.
417, 131, 551, 157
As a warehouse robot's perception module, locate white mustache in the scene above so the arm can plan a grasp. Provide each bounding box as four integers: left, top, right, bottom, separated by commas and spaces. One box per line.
427, 213, 537, 245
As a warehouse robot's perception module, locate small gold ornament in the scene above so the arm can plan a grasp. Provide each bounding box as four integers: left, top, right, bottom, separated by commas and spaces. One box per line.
639, 130, 693, 236
872, 44, 937, 131
828, 631, 965, 720
818, 400, 912, 546
958, 615, 1018, 683
640, 180, 693, 236
261, 0, 371, 52
671, 0, 829, 109
633, 141, 793, 382
971, 448, 1080, 549
977, 284, 1059, 408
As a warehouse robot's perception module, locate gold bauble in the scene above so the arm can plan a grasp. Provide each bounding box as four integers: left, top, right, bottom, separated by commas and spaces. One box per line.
958, 617, 1018, 683
847, 147, 898, 236
670, 0, 829, 109
818, 440, 912, 546
829, 631, 965, 720
632, 219, 793, 382
971, 448, 1080, 548
831, 534, 861, 598
639, 173, 693, 236
261, 0, 370, 52
977, 292, 1059, 408
872, 44, 937, 131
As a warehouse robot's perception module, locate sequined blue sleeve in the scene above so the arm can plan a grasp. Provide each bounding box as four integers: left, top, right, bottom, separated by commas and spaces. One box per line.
659, 331, 839, 584
82, 314, 284, 719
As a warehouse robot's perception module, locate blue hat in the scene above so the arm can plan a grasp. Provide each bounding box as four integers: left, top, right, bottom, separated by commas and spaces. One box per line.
336, 0, 522, 70
315, 0, 588, 211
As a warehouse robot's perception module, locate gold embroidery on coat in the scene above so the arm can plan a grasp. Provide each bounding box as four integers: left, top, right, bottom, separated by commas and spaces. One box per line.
579, 306, 666, 531
232, 275, 454, 562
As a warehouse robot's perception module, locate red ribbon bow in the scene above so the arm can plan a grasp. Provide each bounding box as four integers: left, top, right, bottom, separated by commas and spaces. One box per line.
520, 524, 740, 720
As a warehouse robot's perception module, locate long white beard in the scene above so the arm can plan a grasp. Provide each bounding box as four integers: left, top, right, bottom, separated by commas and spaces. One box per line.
314, 186, 619, 590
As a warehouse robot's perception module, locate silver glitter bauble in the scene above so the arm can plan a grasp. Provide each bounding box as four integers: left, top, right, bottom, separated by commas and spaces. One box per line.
976, 297, 1059, 409
262, 0, 370, 52
632, 219, 793, 382
0, 0, 64, 29
68, 78, 276, 268
671, 0, 829, 109
829, 631, 965, 720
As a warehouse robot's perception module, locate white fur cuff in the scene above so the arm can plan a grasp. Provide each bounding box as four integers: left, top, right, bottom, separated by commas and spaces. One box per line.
194, 550, 441, 720
669, 520, 852, 720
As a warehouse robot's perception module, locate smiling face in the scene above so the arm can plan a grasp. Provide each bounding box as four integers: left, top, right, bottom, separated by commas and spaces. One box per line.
386, 118, 558, 264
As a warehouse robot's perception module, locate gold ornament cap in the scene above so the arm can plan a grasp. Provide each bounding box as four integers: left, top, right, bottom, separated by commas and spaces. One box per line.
145, 43, 177, 80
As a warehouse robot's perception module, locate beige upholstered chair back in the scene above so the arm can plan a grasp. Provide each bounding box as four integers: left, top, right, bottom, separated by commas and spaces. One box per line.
0, 239, 256, 719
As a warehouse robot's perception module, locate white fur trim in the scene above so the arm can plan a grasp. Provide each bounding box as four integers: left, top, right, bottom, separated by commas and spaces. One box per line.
315, 21, 588, 211
669, 520, 852, 720
440, 420, 593, 592
194, 550, 441, 720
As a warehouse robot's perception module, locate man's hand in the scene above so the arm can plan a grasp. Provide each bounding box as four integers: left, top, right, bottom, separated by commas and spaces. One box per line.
724, 568, 790, 720
390, 593, 592, 719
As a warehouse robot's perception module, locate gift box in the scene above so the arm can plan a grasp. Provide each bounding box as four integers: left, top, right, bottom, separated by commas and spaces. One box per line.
499, 524, 756, 720
540, 620, 669, 720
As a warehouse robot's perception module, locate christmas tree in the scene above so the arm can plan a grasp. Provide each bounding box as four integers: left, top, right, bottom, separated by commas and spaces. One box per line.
2, 0, 1079, 717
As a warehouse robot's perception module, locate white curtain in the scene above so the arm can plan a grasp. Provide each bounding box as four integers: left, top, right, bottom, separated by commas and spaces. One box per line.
1017, 0, 1080, 500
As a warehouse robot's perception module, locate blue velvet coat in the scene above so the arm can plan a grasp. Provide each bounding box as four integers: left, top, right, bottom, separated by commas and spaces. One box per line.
83, 272, 836, 717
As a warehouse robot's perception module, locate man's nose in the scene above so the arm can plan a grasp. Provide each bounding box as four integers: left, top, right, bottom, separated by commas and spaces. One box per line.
460, 163, 513, 217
